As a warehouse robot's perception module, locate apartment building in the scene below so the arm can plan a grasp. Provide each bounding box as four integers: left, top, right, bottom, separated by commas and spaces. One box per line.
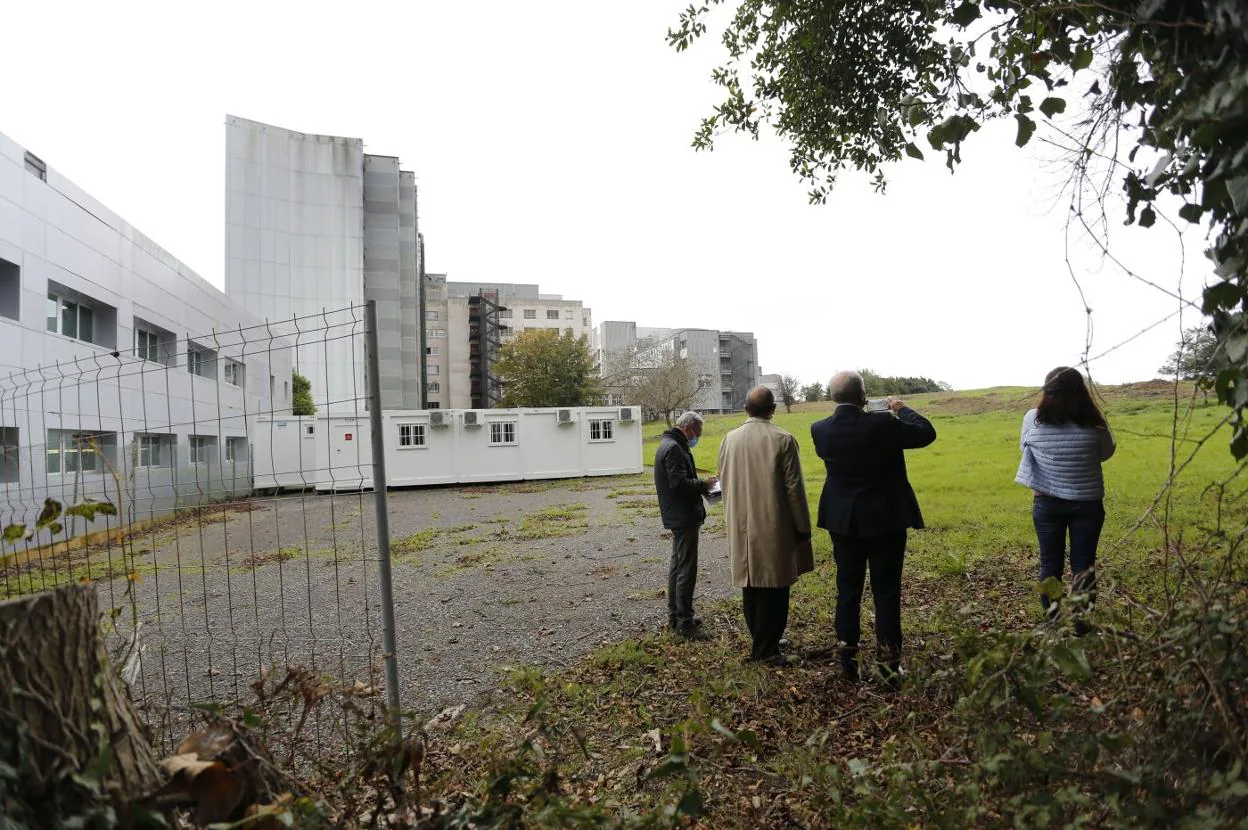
224, 116, 423, 411
423, 280, 592, 410
0, 131, 292, 531
593, 321, 761, 413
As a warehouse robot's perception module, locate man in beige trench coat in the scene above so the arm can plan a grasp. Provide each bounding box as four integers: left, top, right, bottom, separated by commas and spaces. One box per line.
717, 386, 814, 663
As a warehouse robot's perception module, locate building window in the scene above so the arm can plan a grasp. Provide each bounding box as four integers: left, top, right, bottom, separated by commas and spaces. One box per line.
24, 152, 47, 181
284, 381, 289, 398
187, 345, 218, 379
223, 360, 243, 387
47, 293, 95, 343
425, 310, 440, 321
523, 309, 537, 320
428, 328, 446, 338
425, 346, 440, 356
489, 421, 517, 446
0, 258, 19, 322
582, 317, 589, 327
0, 427, 18, 484
426, 381, 440, 393
135, 329, 161, 362
225, 437, 246, 463
398, 422, 426, 448
427, 365, 440, 375
428, 402, 441, 409
136, 434, 169, 468
46, 430, 114, 475
500, 309, 512, 319
189, 435, 216, 465
589, 419, 615, 442
270, 375, 276, 400
546, 310, 560, 320
564, 310, 574, 320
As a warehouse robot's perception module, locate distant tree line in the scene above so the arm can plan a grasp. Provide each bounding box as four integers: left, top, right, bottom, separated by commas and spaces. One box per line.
857, 369, 951, 397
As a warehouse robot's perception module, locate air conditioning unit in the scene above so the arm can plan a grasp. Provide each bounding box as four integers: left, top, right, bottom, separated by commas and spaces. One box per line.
462, 410, 480, 427
618, 406, 635, 422
556, 408, 574, 424
429, 410, 447, 427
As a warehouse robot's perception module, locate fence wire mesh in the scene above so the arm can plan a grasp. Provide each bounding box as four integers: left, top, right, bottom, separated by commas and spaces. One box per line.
0, 304, 391, 753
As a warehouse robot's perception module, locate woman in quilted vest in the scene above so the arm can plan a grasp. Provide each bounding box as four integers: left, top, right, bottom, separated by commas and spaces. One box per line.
1015, 367, 1116, 634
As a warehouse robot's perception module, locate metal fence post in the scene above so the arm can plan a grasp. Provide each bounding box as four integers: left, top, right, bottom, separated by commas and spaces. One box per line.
364, 300, 402, 725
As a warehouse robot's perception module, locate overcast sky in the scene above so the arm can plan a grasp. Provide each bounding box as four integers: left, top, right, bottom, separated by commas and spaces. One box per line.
1, 1, 1210, 390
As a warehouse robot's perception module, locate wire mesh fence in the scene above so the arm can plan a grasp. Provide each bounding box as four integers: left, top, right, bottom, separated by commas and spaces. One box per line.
0, 303, 394, 753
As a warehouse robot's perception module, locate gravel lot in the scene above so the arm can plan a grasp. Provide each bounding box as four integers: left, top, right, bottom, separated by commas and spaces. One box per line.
80, 472, 735, 722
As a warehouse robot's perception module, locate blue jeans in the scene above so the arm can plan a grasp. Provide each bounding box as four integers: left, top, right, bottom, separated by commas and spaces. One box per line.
1032, 494, 1104, 612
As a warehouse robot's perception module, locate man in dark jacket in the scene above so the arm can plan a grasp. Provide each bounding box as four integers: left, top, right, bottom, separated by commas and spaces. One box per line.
811, 371, 937, 685
654, 410, 717, 640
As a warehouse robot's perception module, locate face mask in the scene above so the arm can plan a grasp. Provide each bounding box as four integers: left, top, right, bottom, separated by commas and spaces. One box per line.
688, 436, 700, 449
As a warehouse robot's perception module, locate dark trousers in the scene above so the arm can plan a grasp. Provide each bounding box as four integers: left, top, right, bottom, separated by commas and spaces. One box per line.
831, 531, 906, 664
742, 586, 790, 660
1033, 495, 1104, 612
668, 526, 699, 630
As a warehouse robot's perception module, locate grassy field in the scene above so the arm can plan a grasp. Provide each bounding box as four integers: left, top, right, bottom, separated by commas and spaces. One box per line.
645, 381, 1235, 591
411, 381, 1245, 827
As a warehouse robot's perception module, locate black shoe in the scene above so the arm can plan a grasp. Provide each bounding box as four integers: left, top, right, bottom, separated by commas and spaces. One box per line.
676, 625, 711, 642
746, 652, 794, 668
839, 648, 860, 683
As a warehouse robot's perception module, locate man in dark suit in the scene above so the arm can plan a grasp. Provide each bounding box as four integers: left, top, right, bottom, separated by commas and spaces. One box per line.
811, 371, 937, 686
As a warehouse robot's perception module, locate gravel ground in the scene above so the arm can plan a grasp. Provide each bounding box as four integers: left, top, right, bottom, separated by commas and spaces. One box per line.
72, 472, 735, 724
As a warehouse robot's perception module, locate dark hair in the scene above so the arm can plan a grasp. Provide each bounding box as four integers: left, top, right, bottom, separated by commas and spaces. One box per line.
744, 386, 776, 417
1036, 367, 1106, 428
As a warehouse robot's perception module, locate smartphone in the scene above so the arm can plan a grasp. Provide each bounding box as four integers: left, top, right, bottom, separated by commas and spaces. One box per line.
866, 398, 890, 413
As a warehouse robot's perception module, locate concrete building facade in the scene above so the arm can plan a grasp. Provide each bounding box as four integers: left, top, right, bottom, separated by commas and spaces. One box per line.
224, 116, 422, 412
593, 321, 761, 414
0, 131, 292, 534
422, 280, 593, 410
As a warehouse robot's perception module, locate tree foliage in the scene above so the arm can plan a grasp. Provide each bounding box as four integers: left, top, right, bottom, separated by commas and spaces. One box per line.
618, 349, 709, 426
858, 369, 951, 396
801, 382, 825, 402
494, 330, 601, 408
775, 375, 799, 413
670, 0, 1248, 453
1159, 324, 1224, 380
291, 371, 316, 417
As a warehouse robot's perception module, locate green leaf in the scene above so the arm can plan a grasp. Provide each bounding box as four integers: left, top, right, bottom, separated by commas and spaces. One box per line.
1015, 114, 1036, 147
1039, 97, 1067, 118
1051, 646, 1092, 680
1071, 44, 1093, 71
1178, 203, 1204, 223
648, 754, 690, 779
949, 0, 980, 27
710, 718, 762, 750
65, 501, 118, 522
1138, 205, 1157, 227
676, 789, 705, 816
36, 498, 63, 529
904, 142, 925, 160
3, 523, 26, 543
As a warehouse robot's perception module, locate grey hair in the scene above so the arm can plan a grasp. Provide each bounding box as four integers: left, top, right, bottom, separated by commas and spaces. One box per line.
829, 371, 867, 404
676, 411, 704, 430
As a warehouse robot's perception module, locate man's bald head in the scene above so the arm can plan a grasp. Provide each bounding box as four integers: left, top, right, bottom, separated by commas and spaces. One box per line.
829, 371, 867, 407
744, 386, 776, 418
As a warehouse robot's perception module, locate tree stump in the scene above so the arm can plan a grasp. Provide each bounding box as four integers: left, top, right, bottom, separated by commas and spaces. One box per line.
0, 583, 161, 822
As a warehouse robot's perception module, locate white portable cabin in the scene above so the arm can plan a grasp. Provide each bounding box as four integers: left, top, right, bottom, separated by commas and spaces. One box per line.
299, 405, 642, 491
251, 415, 322, 490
